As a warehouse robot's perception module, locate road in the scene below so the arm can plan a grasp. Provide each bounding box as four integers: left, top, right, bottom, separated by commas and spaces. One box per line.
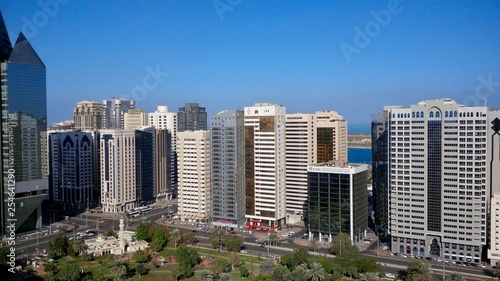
12, 208, 494, 280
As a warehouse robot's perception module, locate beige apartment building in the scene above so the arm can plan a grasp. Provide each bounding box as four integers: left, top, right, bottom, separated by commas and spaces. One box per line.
177, 130, 211, 223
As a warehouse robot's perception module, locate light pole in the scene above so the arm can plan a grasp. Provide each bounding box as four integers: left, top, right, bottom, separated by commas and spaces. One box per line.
72, 223, 76, 241
36, 233, 39, 255
86, 199, 89, 227
268, 232, 270, 257
442, 252, 445, 281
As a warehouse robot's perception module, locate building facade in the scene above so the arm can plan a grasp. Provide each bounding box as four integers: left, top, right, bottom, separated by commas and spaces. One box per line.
49, 132, 94, 210
73, 101, 105, 131
307, 162, 368, 244
124, 109, 148, 130
177, 130, 211, 223
244, 103, 286, 227
134, 127, 155, 205
100, 130, 136, 213
178, 103, 207, 132
210, 110, 246, 229
0, 16, 48, 233
102, 98, 135, 129
149, 105, 177, 199
387, 99, 489, 262
488, 110, 500, 265
285, 111, 348, 216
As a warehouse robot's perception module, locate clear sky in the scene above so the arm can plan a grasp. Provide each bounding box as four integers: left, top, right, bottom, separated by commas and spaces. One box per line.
1, 0, 500, 126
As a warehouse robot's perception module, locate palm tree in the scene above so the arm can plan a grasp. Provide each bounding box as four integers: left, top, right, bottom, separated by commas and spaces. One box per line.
362, 272, 379, 281
259, 259, 276, 276
196, 269, 213, 281
72, 239, 87, 255
219, 272, 233, 281
269, 233, 279, 246
307, 262, 326, 281
110, 261, 128, 280
410, 262, 433, 281
170, 228, 182, 250
292, 264, 309, 281
448, 272, 465, 281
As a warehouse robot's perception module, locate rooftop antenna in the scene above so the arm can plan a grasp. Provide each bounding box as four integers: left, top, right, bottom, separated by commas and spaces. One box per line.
482, 97, 487, 107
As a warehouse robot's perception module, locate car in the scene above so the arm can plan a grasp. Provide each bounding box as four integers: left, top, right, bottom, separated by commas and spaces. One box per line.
385, 273, 395, 278
240, 250, 248, 254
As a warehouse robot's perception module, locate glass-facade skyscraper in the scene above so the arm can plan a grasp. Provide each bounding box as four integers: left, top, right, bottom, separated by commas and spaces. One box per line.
178, 103, 207, 132
0, 11, 48, 234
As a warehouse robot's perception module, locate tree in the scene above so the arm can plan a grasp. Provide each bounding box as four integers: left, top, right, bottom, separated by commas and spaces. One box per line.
72, 239, 87, 256
135, 223, 152, 241
213, 258, 231, 275
210, 229, 226, 251
330, 233, 357, 256
259, 259, 276, 276
228, 252, 242, 269
135, 263, 149, 278
448, 272, 465, 281
56, 263, 81, 281
406, 262, 433, 281
240, 266, 249, 278
362, 272, 379, 281
307, 262, 326, 281
183, 232, 196, 245
219, 272, 233, 281
293, 247, 310, 264
149, 239, 165, 252
44, 262, 57, 275
225, 235, 244, 252
269, 233, 280, 246
196, 269, 213, 281
291, 264, 309, 281
81, 252, 94, 262
272, 266, 292, 281
46, 234, 70, 259
309, 239, 320, 252
110, 260, 129, 280
356, 256, 381, 274
280, 254, 299, 270
175, 244, 200, 278
170, 228, 182, 250
495, 262, 500, 279
133, 250, 150, 263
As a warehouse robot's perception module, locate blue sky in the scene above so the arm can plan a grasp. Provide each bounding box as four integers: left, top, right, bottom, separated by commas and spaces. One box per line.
1, 0, 500, 126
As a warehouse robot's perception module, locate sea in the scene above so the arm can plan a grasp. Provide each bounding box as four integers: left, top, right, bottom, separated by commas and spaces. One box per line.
348, 123, 372, 165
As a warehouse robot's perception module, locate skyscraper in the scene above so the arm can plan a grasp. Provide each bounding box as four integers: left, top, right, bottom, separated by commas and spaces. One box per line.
124, 109, 148, 130
0, 11, 48, 234
210, 110, 245, 229
49, 132, 94, 210
134, 127, 155, 205
371, 106, 402, 236
149, 105, 177, 200
100, 130, 136, 213
244, 103, 286, 228
177, 130, 211, 223
73, 101, 105, 130
285, 111, 348, 216
385, 99, 489, 262
102, 98, 135, 129
178, 103, 207, 132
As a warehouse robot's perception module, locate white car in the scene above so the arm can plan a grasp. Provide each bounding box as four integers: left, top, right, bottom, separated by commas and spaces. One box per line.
385, 273, 395, 278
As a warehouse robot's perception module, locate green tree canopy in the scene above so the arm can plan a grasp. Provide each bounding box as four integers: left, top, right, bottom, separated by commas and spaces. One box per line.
175, 245, 200, 278
133, 250, 150, 263
224, 235, 244, 252
259, 259, 276, 276
210, 229, 227, 251
56, 263, 81, 281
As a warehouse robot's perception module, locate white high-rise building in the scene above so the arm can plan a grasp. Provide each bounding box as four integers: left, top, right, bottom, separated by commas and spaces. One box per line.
100, 129, 136, 213
244, 103, 286, 227
388, 98, 490, 262
487, 110, 500, 265
285, 111, 347, 215
210, 110, 245, 229
177, 130, 211, 222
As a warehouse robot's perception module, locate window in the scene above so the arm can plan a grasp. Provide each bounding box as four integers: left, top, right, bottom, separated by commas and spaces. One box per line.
430, 112, 434, 118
